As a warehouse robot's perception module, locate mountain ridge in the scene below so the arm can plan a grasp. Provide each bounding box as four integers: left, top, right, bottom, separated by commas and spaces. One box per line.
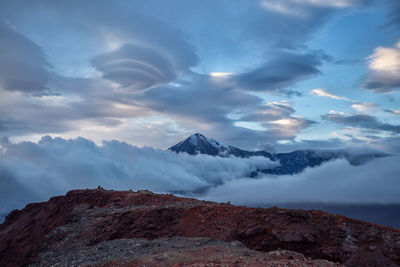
1, 188, 399, 266
169, 133, 386, 175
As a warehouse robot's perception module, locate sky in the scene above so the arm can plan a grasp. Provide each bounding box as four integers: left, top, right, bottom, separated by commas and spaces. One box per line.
0, 0, 399, 152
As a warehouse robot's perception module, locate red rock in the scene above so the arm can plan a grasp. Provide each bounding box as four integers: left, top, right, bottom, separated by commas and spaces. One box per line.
0, 188, 399, 266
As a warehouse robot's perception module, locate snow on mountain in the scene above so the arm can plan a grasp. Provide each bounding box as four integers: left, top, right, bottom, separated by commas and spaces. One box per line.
169, 133, 387, 175
169, 133, 272, 159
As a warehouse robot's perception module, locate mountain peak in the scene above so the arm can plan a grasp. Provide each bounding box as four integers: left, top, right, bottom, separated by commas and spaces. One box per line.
168, 134, 384, 175
169, 133, 224, 156
169, 133, 271, 159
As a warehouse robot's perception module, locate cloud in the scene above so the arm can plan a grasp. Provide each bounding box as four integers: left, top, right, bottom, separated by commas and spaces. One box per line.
322, 113, 400, 134
91, 43, 192, 91
350, 102, 377, 113
363, 40, 400, 92
0, 136, 277, 213
240, 101, 296, 121
382, 0, 400, 30
311, 88, 350, 101
294, 0, 363, 8
137, 75, 317, 147
139, 74, 263, 125
262, 117, 316, 139
0, 1, 199, 77
0, 82, 154, 138
0, 21, 50, 93
0, 0, 391, 152
384, 109, 400, 115
261, 0, 366, 18
236, 50, 327, 94
203, 155, 400, 204
239, 101, 317, 140
1, 135, 398, 217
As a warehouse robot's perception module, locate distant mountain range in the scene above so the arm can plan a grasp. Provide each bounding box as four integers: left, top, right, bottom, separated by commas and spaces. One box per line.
169, 133, 386, 175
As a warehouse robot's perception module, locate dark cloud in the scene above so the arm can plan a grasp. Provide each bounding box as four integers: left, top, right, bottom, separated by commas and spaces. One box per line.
0, 21, 50, 93
236, 50, 326, 93
138, 74, 263, 125
241, 101, 297, 122
270, 138, 346, 152
0, 83, 148, 137
382, 0, 400, 30
239, 101, 316, 140
322, 113, 400, 134
383, 108, 400, 115
0, 0, 199, 78
0, 0, 391, 151
91, 44, 179, 91
136, 75, 316, 148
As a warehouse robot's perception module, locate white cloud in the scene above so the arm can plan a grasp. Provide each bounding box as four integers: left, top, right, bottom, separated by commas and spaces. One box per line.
292, 0, 359, 8
0, 136, 277, 213
311, 88, 350, 101
364, 40, 400, 92
351, 102, 377, 113
210, 72, 233, 78
1, 135, 399, 220
261, 0, 361, 17
261, 1, 307, 17
203, 155, 400, 205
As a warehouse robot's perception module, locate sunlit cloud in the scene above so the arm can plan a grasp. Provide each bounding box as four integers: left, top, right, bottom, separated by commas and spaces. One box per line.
364, 40, 400, 92
261, 0, 361, 18
311, 88, 351, 101
209, 72, 233, 78
351, 102, 377, 113
292, 0, 359, 8
261, 1, 307, 17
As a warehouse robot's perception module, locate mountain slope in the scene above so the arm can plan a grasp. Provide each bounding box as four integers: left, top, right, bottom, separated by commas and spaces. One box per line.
1, 188, 399, 266
169, 133, 273, 159
169, 133, 382, 175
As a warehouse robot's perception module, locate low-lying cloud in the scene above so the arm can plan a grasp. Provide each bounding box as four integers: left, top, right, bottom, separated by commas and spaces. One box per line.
0, 136, 276, 213
1, 136, 399, 216
203, 156, 400, 205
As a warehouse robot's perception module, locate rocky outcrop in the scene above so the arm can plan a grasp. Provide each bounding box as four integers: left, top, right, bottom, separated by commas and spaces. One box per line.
1, 188, 399, 266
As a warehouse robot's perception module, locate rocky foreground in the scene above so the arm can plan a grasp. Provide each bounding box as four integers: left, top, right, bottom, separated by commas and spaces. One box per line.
1, 189, 400, 266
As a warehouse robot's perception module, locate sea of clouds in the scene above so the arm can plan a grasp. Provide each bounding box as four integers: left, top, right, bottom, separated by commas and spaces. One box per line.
0, 136, 276, 213
1, 136, 399, 214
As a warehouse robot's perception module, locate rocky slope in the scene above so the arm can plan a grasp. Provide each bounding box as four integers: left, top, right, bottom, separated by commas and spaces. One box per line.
1, 188, 399, 266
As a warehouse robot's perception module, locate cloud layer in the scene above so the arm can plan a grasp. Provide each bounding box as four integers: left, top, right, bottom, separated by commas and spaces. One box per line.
203, 155, 400, 205
0, 136, 277, 213
1, 136, 400, 216
0, 21, 50, 94
0, 0, 398, 155
322, 113, 400, 134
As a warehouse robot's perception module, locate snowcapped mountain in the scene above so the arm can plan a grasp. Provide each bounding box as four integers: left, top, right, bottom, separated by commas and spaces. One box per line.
169, 133, 386, 175
169, 133, 273, 158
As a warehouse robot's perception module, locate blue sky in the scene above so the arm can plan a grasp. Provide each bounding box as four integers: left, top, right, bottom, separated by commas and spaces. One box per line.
0, 0, 399, 152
